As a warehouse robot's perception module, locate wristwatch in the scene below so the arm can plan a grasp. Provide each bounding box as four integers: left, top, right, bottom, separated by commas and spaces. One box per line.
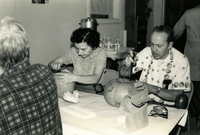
155, 86, 161, 95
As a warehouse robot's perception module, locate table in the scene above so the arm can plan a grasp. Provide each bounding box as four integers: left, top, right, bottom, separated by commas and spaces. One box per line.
58, 91, 187, 135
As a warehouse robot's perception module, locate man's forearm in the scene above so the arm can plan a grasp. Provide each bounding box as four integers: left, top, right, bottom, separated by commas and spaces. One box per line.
154, 86, 184, 102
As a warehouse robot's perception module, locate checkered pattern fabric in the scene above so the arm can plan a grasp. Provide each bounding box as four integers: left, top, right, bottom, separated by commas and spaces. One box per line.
0, 60, 62, 135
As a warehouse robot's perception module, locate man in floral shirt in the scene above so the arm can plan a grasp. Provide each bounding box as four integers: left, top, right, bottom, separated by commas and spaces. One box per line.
125, 25, 191, 102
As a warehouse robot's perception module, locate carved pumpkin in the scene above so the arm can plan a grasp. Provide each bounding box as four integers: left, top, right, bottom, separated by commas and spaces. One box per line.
104, 78, 136, 107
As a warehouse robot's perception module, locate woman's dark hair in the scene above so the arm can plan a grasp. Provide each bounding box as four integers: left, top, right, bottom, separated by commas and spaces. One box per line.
70, 28, 100, 49
153, 25, 174, 44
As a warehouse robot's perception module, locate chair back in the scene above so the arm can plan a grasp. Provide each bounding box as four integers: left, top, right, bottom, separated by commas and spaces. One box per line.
185, 82, 194, 109
102, 69, 119, 86
176, 82, 194, 135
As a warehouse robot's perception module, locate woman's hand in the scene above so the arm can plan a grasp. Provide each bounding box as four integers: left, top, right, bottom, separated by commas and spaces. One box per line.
49, 61, 62, 71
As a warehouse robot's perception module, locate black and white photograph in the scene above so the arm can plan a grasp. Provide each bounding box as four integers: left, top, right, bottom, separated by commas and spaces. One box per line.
0, 0, 199, 135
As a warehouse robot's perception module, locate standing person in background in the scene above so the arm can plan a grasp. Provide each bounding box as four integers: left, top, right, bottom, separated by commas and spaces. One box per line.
0, 16, 62, 135
173, 4, 200, 122
48, 28, 107, 94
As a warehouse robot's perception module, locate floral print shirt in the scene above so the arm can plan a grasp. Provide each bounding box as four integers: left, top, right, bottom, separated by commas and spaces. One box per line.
61, 47, 107, 84
132, 47, 191, 91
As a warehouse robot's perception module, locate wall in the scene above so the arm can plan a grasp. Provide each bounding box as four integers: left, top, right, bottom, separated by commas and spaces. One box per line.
147, 0, 165, 46
0, 0, 125, 65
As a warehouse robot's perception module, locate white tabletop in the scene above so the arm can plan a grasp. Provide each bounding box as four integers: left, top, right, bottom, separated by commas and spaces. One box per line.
58, 91, 187, 135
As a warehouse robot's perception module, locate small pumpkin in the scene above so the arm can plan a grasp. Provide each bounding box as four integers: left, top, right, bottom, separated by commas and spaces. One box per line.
104, 78, 136, 107
175, 94, 188, 109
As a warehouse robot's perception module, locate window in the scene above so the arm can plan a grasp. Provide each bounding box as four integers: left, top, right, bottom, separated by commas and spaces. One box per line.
87, 0, 122, 24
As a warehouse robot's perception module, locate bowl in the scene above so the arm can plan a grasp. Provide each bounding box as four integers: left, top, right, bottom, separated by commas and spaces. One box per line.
54, 73, 75, 98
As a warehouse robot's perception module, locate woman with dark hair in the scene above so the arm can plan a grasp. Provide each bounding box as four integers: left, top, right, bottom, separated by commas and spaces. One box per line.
70, 28, 100, 49
48, 28, 107, 94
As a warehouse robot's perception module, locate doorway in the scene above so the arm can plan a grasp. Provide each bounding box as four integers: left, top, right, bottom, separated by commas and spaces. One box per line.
125, 0, 151, 52
125, 0, 199, 53
165, 0, 199, 53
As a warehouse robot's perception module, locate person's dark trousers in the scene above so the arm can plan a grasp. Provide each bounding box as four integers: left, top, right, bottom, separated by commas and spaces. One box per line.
190, 81, 200, 125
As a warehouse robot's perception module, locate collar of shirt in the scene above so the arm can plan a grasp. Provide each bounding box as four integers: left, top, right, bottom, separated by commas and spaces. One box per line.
0, 59, 30, 79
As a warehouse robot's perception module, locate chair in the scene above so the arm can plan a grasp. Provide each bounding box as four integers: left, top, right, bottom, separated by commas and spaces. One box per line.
176, 82, 194, 135
92, 69, 119, 95
75, 69, 119, 94
102, 69, 119, 86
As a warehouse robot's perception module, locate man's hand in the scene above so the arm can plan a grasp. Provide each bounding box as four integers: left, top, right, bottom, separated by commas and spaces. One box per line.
134, 80, 158, 94
134, 80, 148, 91
125, 50, 136, 67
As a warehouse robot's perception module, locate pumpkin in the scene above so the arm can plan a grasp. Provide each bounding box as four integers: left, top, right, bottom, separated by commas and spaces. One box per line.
104, 78, 137, 107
